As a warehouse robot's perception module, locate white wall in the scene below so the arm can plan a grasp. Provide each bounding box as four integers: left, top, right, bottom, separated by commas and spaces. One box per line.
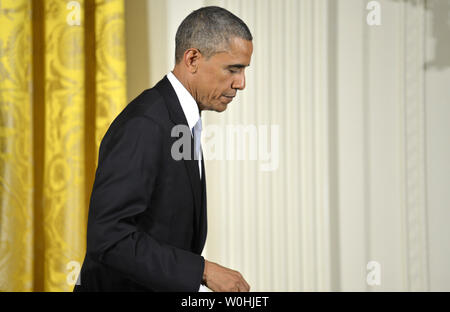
125, 0, 450, 291
424, 0, 450, 291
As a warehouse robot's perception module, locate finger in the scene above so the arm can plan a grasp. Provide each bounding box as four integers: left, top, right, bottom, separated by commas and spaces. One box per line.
240, 277, 250, 292
237, 281, 248, 292
234, 272, 250, 291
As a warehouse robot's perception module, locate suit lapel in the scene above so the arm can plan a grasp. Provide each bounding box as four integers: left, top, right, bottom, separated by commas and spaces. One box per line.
154, 76, 204, 252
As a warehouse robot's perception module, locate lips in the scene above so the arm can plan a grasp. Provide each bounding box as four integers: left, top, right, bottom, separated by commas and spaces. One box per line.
222, 95, 234, 104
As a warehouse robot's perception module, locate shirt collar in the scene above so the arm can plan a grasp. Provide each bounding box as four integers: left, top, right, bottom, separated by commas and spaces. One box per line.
167, 71, 200, 134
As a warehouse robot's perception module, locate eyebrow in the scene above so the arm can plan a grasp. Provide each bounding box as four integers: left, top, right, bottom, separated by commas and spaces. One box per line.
227, 64, 250, 68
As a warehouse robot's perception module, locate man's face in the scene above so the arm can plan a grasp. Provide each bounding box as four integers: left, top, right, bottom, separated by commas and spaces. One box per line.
193, 37, 253, 112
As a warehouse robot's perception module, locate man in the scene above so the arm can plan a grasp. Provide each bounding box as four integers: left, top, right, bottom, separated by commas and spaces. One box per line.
74, 6, 253, 292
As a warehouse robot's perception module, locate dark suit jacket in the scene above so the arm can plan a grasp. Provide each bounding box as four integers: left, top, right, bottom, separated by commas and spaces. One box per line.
74, 76, 207, 292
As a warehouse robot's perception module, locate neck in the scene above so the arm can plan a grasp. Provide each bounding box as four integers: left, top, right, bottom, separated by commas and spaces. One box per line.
172, 66, 202, 113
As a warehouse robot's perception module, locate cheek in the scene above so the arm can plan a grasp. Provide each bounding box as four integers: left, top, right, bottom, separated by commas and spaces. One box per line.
214, 77, 232, 97
199, 69, 230, 102
209, 86, 223, 101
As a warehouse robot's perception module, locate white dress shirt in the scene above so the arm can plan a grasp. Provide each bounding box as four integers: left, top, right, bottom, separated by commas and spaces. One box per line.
167, 72, 202, 178
167, 72, 210, 292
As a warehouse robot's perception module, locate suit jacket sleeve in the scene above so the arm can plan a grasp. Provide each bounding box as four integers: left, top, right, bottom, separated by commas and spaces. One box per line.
86, 116, 204, 291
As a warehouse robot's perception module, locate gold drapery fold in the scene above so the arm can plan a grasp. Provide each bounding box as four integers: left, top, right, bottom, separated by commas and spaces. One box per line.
42, 0, 87, 292
0, 0, 34, 292
95, 0, 127, 156
0, 0, 127, 291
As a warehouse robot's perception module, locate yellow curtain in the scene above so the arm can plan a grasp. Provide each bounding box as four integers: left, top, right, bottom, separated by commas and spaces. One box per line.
0, 0, 127, 291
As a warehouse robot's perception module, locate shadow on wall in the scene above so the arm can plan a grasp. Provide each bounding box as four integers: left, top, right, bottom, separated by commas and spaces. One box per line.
389, 0, 450, 70
125, 0, 151, 102
425, 0, 450, 70
125, 0, 169, 102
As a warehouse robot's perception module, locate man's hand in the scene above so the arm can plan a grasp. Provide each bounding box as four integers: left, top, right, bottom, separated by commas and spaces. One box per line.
202, 260, 250, 292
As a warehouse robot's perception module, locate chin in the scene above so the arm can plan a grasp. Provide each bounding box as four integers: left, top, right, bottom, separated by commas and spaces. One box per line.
214, 103, 228, 112
205, 102, 228, 113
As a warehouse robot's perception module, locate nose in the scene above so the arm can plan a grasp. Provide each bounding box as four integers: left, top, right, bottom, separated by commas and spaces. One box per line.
232, 71, 246, 91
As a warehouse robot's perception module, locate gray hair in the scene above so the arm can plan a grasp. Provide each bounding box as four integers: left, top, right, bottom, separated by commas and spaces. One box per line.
175, 6, 253, 64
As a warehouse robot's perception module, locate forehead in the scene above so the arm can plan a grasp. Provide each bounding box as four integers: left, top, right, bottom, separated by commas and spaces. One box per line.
211, 37, 253, 66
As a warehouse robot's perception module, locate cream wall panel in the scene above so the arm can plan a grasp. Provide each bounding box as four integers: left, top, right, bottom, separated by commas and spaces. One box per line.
336, 0, 368, 291
400, 0, 429, 291
334, 0, 449, 292
335, 0, 429, 291
366, 0, 405, 291
424, 0, 450, 292
203, 0, 331, 291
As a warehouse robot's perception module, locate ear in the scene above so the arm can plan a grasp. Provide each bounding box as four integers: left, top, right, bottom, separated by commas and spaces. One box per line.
183, 48, 202, 74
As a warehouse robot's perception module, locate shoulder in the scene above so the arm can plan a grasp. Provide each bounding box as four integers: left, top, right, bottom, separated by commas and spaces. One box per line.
108, 82, 175, 132
118, 88, 167, 123
99, 88, 169, 149
97, 109, 165, 166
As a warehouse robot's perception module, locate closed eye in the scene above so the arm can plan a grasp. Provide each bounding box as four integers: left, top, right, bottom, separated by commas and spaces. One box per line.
227, 64, 246, 74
